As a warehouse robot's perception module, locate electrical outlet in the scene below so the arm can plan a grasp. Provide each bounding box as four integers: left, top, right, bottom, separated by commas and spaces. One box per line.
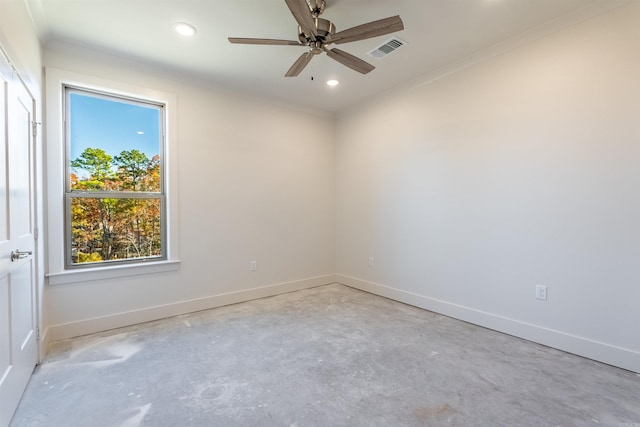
250, 260, 257, 271
535, 285, 547, 300
368, 257, 374, 267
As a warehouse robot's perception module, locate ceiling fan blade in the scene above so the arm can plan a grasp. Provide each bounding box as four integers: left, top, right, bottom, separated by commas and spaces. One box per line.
326, 48, 375, 74
284, 0, 318, 40
285, 52, 314, 77
228, 37, 304, 46
328, 15, 404, 45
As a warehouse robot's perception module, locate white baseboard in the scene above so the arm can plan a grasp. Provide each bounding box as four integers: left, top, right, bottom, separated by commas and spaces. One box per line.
337, 274, 640, 374
38, 327, 50, 363
45, 274, 336, 342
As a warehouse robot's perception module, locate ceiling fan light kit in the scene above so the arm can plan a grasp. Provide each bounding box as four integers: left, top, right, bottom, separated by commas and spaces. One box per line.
228, 0, 404, 77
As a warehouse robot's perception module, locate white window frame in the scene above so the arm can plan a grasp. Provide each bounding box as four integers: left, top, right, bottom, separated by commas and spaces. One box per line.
64, 86, 167, 268
46, 68, 180, 285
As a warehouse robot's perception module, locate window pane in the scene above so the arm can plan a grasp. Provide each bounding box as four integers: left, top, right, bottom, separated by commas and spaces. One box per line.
70, 197, 162, 264
68, 91, 162, 192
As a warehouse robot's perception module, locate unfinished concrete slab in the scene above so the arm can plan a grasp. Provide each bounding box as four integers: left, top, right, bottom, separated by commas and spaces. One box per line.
10, 284, 640, 426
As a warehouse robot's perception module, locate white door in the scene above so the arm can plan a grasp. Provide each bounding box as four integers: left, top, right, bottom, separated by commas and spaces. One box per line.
0, 56, 38, 427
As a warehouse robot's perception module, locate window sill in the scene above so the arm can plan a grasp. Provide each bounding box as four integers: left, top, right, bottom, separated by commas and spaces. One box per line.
46, 260, 181, 285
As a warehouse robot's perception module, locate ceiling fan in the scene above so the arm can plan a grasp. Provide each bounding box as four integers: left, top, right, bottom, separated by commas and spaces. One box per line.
228, 0, 404, 77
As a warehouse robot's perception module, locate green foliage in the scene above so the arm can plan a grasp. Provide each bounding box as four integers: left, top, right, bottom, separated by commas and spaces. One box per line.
70, 148, 113, 187
114, 149, 151, 190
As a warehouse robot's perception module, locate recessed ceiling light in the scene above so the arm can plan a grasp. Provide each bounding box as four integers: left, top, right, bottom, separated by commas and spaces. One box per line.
137, 131, 144, 135
174, 22, 196, 37
327, 79, 339, 87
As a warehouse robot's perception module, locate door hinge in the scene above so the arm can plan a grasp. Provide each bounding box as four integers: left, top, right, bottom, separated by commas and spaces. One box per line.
32, 121, 41, 137
34, 226, 38, 240
36, 328, 40, 340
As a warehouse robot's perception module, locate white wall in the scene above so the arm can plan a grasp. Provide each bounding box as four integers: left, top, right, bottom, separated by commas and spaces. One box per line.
43, 43, 336, 340
0, 1, 42, 90
335, 3, 640, 373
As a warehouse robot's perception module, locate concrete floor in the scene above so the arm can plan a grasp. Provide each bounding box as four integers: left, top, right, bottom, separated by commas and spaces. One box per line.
10, 284, 640, 426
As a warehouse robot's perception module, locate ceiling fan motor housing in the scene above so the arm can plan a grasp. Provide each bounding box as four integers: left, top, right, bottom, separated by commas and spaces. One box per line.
298, 18, 335, 46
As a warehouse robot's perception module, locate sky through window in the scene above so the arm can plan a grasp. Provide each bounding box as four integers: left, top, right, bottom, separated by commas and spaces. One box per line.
69, 92, 161, 163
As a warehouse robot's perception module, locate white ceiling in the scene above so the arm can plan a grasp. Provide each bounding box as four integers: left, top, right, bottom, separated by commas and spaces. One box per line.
27, 0, 626, 113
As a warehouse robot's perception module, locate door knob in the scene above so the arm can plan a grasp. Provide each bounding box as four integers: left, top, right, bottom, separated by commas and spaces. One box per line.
10, 249, 32, 262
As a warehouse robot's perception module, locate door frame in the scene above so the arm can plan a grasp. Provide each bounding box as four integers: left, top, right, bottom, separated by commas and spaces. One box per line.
0, 41, 42, 361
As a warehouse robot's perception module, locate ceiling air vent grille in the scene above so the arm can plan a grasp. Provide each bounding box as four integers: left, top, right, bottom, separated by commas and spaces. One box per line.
368, 38, 406, 60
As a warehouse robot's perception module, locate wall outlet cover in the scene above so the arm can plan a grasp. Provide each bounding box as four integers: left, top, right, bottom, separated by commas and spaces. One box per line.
536, 285, 547, 300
